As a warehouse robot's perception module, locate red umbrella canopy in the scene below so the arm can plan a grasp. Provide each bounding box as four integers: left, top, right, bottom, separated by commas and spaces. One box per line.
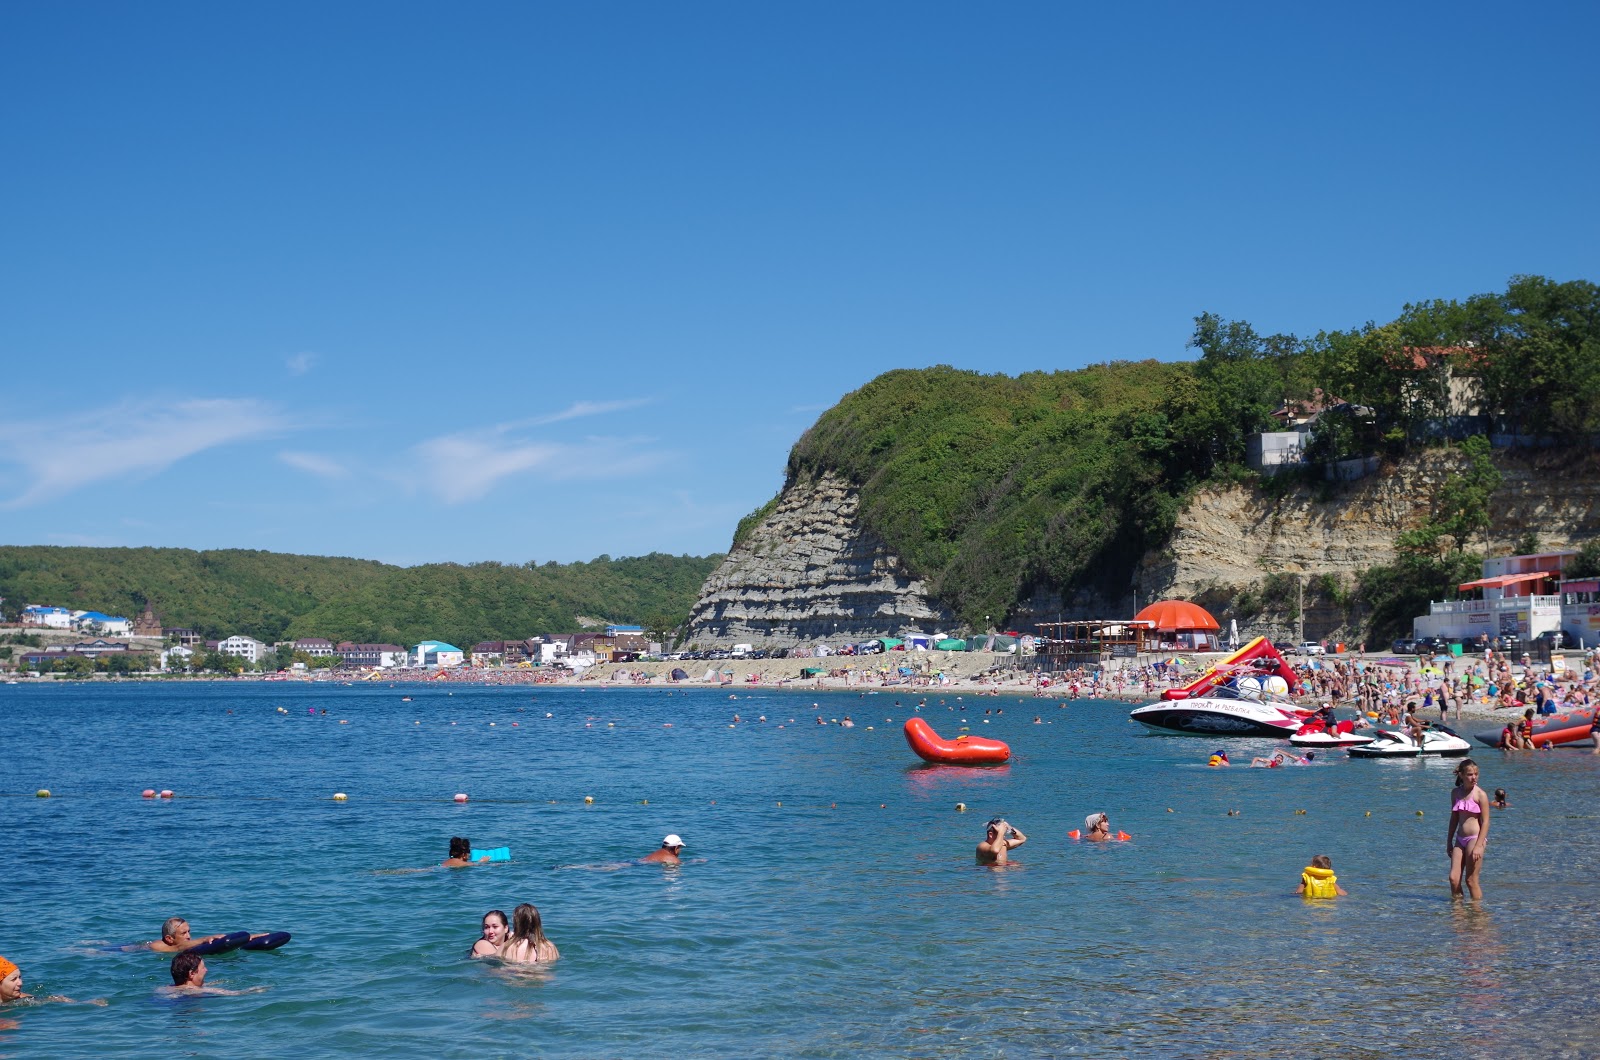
1134, 600, 1221, 632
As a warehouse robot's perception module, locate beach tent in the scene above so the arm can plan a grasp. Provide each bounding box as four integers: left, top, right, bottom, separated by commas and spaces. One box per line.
670, 668, 689, 680
801, 667, 825, 677
908, 636, 930, 650
935, 638, 966, 651
877, 637, 905, 651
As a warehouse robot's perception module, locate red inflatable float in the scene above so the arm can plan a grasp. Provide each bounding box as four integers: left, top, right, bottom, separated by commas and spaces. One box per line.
903, 717, 1011, 764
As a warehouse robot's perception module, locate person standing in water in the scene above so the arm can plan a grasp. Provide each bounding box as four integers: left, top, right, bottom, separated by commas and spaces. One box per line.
976, 818, 1026, 865
1447, 758, 1491, 900
500, 904, 560, 964
470, 910, 508, 958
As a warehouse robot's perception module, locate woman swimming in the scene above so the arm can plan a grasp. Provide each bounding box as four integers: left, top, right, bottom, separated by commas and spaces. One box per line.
1447, 758, 1490, 900
500, 903, 560, 965
470, 910, 508, 958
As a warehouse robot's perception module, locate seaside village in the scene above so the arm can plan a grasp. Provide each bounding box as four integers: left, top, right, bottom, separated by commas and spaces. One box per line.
3, 546, 1599, 693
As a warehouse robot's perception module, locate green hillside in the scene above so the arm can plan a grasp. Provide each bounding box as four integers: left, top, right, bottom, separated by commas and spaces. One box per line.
0, 546, 720, 647
779, 275, 1600, 628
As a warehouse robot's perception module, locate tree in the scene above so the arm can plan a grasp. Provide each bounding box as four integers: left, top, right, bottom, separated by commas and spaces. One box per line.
1433, 436, 1502, 553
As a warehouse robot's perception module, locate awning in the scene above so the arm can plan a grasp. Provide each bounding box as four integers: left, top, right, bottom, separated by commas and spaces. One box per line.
1458, 570, 1557, 591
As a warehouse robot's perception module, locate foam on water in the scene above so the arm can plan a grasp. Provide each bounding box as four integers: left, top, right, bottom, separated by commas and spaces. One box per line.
6, 682, 1600, 1057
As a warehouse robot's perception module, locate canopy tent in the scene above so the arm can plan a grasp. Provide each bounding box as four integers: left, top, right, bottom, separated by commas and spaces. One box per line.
801, 667, 825, 677
1133, 600, 1221, 632
935, 639, 966, 651
877, 637, 905, 650
670, 668, 689, 680
1458, 570, 1557, 591
908, 636, 930, 649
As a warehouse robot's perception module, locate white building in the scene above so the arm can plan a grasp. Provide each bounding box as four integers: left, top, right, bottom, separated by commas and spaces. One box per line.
218, 635, 267, 663
21, 605, 73, 629
1413, 550, 1592, 646
412, 640, 465, 668
73, 611, 131, 635
161, 646, 195, 671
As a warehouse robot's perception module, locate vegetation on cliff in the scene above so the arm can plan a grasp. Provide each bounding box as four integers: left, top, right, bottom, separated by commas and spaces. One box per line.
772, 275, 1598, 629
0, 546, 719, 647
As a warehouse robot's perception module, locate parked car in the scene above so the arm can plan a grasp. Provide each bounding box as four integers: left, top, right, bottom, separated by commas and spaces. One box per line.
1297, 642, 1325, 656
1417, 636, 1455, 655
1391, 638, 1418, 655
1273, 641, 1295, 654
1534, 630, 1575, 649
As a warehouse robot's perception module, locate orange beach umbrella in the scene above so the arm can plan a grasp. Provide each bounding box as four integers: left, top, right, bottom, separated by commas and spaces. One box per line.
1134, 600, 1220, 632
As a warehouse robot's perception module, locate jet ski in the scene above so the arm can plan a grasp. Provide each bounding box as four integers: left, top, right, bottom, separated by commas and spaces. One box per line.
1347, 726, 1472, 758
1130, 683, 1307, 738
1289, 727, 1374, 749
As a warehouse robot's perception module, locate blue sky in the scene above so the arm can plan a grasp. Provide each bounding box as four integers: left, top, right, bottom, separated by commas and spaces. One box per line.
3, 2, 1596, 565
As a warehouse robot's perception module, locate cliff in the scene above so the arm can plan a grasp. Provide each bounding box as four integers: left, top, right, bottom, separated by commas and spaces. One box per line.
683, 472, 954, 646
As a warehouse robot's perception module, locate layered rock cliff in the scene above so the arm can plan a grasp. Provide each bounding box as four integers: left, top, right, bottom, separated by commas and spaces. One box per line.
683, 472, 954, 646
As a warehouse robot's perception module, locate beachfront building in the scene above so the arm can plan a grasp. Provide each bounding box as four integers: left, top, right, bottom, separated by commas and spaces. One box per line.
1411, 549, 1592, 647
218, 635, 267, 663
293, 637, 336, 657
166, 627, 202, 646
20, 605, 74, 629
411, 640, 465, 668
161, 645, 194, 670
73, 611, 132, 635
336, 643, 406, 668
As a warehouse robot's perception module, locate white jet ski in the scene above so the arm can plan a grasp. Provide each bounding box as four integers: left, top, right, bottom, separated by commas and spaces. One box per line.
1346, 726, 1472, 758
1289, 728, 1374, 749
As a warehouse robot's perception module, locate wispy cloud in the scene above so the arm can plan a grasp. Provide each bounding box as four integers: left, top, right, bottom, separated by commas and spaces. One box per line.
286, 352, 317, 376
280, 450, 348, 479
3, 399, 289, 508
410, 425, 670, 504
528, 398, 651, 426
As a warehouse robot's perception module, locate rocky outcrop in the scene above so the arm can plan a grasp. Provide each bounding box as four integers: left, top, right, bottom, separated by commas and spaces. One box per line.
684, 472, 954, 646
1138, 449, 1600, 603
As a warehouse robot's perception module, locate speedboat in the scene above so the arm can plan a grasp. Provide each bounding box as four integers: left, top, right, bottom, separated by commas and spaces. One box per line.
1130, 685, 1308, 738
1347, 727, 1472, 758
1289, 728, 1374, 749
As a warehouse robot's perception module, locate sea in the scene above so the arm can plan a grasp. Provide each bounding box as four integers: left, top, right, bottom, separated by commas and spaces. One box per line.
5, 680, 1598, 1058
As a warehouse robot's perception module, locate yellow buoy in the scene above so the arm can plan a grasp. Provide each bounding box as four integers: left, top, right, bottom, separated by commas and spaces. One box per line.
333, 793, 348, 801
955, 802, 967, 811
36, 789, 51, 798
1417, 810, 1425, 817
584, 796, 594, 804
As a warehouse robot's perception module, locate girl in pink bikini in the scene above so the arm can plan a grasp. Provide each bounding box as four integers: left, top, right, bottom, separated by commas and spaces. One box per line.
1447, 758, 1490, 900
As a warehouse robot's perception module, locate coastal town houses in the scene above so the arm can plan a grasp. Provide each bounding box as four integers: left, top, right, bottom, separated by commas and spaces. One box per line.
1412, 548, 1599, 649
165, 627, 203, 647
20, 639, 133, 667
293, 637, 335, 657
336, 643, 406, 668
20, 605, 73, 629
73, 611, 132, 635
411, 640, 465, 668
218, 635, 267, 663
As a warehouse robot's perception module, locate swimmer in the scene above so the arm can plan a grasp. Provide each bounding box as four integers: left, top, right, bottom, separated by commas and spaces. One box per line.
146, 917, 269, 953
641, 834, 685, 865
442, 837, 491, 867
976, 818, 1026, 865
161, 952, 262, 997
500, 903, 560, 964
0, 956, 102, 1006
1491, 788, 1509, 808
1250, 753, 1287, 768
471, 909, 508, 958
1084, 812, 1113, 842
1297, 854, 1349, 898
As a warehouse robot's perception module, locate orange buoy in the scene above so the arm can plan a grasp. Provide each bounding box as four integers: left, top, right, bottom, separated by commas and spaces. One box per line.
1067, 829, 1081, 839
1117, 831, 1131, 841
902, 718, 1010, 765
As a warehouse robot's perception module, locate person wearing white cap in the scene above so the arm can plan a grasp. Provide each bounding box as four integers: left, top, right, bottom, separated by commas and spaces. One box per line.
642, 834, 685, 864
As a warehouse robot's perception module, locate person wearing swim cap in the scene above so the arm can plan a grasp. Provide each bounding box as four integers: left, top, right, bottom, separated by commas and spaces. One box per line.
1084, 813, 1113, 842
642, 835, 685, 864
0, 956, 103, 1006
976, 818, 1026, 865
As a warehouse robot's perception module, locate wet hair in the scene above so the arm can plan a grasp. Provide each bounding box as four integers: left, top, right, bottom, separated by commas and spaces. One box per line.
161, 917, 188, 942
170, 951, 203, 985
447, 837, 471, 860
506, 903, 550, 954
1310, 854, 1333, 870
1494, 788, 1507, 799
1454, 758, 1478, 784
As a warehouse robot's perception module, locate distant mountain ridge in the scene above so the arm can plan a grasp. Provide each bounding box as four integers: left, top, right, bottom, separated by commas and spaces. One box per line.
0, 546, 720, 648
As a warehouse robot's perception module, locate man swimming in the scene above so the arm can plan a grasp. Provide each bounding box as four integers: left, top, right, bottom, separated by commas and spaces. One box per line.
641, 834, 685, 864
146, 917, 269, 953
976, 818, 1026, 865
162, 952, 262, 997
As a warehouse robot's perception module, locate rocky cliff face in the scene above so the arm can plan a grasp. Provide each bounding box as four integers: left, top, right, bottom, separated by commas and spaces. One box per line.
683, 472, 954, 646
1138, 449, 1600, 602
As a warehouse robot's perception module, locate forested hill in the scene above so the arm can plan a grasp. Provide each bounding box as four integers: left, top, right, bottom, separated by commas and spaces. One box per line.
778, 275, 1600, 626
0, 546, 720, 647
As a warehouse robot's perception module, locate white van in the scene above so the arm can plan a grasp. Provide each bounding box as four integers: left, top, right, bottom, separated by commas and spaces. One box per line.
731, 644, 753, 657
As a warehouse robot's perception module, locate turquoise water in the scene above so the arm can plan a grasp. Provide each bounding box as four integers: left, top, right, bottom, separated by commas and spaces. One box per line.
5, 681, 1600, 1058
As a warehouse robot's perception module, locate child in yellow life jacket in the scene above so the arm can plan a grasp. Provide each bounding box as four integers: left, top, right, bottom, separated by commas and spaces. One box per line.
1299, 854, 1349, 898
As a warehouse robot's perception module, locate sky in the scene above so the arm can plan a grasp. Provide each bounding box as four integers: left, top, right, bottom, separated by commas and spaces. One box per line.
3, 1, 1597, 566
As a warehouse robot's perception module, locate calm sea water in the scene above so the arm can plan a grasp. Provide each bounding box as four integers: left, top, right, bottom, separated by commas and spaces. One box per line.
4, 681, 1599, 1058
